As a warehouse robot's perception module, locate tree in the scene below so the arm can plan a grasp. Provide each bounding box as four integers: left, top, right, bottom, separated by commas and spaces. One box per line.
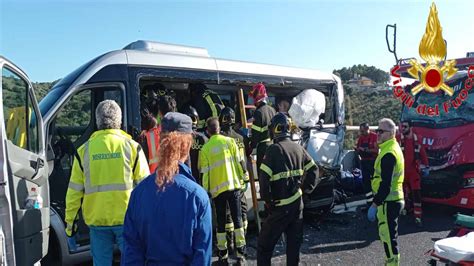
333, 65, 389, 84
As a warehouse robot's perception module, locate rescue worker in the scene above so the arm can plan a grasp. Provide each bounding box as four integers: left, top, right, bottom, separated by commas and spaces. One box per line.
199, 117, 248, 264
65, 100, 150, 265
139, 109, 160, 173
182, 105, 208, 182
249, 83, 276, 171
368, 118, 405, 266
219, 107, 250, 254
277, 98, 291, 114
189, 82, 224, 130
399, 121, 429, 227
141, 83, 175, 122
257, 113, 320, 266
122, 112, 212, 265
354, 122, 378, 209
158, 94, 177, 118
139, 95, 177, 173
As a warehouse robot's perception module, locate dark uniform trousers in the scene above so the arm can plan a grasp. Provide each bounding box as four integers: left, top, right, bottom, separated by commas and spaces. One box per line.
214, 190, 244, 257
361, 159, 375, 205
257, 199, 303, 266
225, 191, 247, 233
216, 190, 243, 232
222, 128, 249, 236
256, 139, 319, 266
378, 200, 404, 262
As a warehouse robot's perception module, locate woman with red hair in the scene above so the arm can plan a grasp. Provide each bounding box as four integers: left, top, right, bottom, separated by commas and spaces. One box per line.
122, 112, 212, 265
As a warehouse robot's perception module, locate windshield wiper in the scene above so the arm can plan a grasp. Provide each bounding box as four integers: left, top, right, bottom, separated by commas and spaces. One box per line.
410, 118, 436, 125
438, 118, 468, 124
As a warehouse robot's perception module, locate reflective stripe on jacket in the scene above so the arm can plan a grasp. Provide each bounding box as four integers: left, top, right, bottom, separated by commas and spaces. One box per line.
196, 90, 224, 129
258, 139, 320, 206
145, 127, 160, 173
199, 134, 245, 198
65, 129, 150, 236
372, 138, 404, 202
250, 103, 276, 149
221, 128, 249, 184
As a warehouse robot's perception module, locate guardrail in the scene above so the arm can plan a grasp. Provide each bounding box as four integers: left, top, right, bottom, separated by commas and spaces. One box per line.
346, 125, 398, 132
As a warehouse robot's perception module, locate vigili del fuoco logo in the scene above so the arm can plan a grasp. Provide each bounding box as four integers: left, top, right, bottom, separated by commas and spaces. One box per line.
391, 2, 474, 117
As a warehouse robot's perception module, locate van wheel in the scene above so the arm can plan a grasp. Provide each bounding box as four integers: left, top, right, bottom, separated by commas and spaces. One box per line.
42, 228, 62, 266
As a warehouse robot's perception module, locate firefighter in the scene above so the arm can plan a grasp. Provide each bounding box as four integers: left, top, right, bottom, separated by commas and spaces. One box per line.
141, 83, 175, 123
182, 105, 208, 183
122, 112, 212, 265
199, 117, 248, 264
219, 107, 250, 254
65, 100, 150, 265
189, 82, 224, 130
355, 122, 379, 209
249, 83, 276, 171
257, 113, 320, 266
368, 118, 405, 266
399, 121, 429, 227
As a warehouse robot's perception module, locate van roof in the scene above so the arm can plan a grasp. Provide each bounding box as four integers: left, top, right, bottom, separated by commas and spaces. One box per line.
120, 40, 339, 84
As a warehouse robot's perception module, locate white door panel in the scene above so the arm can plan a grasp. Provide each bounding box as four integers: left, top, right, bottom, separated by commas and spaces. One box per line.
6, 141, 46, 185
1, 56, 49, 265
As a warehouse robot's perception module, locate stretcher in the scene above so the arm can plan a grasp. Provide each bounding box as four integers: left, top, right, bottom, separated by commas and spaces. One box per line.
429, 214, 474, 266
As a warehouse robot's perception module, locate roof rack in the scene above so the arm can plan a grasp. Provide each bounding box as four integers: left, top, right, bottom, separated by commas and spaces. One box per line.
123, 40, 210, 57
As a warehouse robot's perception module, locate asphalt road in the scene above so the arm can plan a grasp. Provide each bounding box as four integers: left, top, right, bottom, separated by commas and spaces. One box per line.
240, 203, 461, 266
75, 202, 468, 266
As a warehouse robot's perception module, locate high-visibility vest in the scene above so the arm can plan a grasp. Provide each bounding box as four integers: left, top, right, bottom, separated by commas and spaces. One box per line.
199, 134, 245, 198
145, 127, 160, 173
65, 129, 150, 236
372, 138, 405, 202
6, 106, 31, 149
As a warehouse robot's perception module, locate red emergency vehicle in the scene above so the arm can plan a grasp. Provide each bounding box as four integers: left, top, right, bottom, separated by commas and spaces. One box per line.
397, 56, 474, 209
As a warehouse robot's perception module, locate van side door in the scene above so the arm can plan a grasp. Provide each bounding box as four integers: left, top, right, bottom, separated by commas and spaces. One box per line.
0, 57, 49, 266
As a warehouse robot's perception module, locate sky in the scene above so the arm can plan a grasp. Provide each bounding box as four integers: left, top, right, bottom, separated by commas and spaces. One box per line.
1, 0, 473, 82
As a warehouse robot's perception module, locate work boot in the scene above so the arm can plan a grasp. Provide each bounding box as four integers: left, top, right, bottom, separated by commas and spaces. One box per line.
236, 256, 247, 266
415, 218, 423, 228
236, 247, 247, 266
217, 258, 229, 266
385, 254, 400, 266
226, 231, 235, 255
217, 250, 229, 266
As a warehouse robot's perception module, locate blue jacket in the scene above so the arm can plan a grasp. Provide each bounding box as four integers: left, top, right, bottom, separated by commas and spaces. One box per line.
121, 162, 212, 265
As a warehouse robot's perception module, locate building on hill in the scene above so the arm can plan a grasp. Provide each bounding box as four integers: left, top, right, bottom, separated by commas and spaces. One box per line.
347, 74, 375, 87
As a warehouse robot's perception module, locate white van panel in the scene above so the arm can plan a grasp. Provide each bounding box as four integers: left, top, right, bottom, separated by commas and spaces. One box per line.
125, 50, 217, 71
216, 58, 335, 81
71, 51, 128, 89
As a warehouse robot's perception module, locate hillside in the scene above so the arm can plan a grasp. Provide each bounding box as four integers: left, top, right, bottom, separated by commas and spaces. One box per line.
343, 86, 401, 149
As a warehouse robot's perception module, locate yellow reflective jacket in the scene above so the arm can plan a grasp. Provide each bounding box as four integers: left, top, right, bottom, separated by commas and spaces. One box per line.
65, 129, 149, 236
372, 138, 404, 202
199, 134, 246, 198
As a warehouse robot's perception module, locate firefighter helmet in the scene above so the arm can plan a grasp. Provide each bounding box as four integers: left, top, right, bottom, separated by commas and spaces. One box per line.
182, 105, 199, 129
269, 112, 292, 140
219, 107, 235, 127
249, 83, 267, 104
